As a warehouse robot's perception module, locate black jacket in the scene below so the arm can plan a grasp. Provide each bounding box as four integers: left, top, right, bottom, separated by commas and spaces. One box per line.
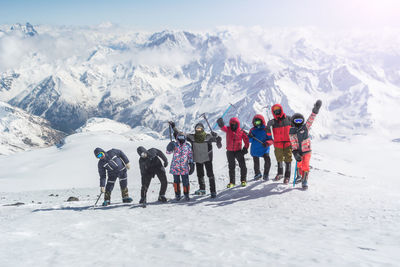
137, 146, 168, 178
94, 148, 129, 187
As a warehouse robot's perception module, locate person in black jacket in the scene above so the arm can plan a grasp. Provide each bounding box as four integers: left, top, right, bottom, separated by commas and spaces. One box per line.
137, 146, 169, 204
94, 147, 132, 206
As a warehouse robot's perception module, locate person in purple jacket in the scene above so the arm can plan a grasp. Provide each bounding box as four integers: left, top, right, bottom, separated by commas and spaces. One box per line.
166, 132, 195, 201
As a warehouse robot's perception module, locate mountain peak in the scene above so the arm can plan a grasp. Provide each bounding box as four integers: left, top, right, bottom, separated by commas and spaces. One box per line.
9, 22, 38, 37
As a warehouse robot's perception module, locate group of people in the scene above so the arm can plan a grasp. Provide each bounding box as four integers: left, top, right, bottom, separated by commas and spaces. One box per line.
93, 100, 322, 206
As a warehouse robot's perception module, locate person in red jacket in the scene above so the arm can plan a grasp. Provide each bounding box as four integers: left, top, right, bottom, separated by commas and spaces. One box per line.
267, 104, 292, 184
217, 117, 249, 188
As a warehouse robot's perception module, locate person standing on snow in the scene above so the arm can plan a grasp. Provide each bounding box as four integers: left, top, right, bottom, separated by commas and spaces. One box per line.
94, 147, 132, 206
169, 121, 222, 198
217, 117, 249, 188
248, 114, 274, 181
166, 132, 195, 201
137, 146, 169, 205
289, 100, 322, 189
266, 104, 293, 184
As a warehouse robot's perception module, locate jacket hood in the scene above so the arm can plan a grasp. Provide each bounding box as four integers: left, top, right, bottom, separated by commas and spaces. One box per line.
252, 114, 266, 126
229, 117, 240, 129
137, 146, 147, 156
94, 147, 106, 157
271, 104, 286, 120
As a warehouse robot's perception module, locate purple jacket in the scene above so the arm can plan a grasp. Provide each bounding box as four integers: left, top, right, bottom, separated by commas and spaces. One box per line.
166, 141, 193, 175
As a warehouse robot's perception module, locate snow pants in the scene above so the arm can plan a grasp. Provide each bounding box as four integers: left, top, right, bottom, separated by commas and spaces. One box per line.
274, 146, 292, 163
226, 150, 247, 184
296, 152, 312, 176
173, 174, 190, 196
105, 170, 128, 200
196, 160, 216, 193
253, 154, 271, 177
141, 169, 168, 199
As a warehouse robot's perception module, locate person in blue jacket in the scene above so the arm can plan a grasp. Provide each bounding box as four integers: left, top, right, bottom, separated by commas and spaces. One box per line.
94, 147, 133, 206
248, 114, 274, 181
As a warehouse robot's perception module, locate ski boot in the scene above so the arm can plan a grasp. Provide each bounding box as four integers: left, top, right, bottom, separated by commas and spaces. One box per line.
194, 189, 206, 195
284, 162, 291, 184
241, 181, 247, 187
274, 162, 283, 181
123, 197, 133, 203
295, 175, 303, 184
102, 200, 110, 206
184, 194, 190, 201
210, 192, 217, 198
139, 197, 146, 204
226, 183, 235, 188
263, 174, 269, 181
254, 173, 262, 181
302, 172, 309, 190
158, 195, 168, 203
175, 194, 182, 201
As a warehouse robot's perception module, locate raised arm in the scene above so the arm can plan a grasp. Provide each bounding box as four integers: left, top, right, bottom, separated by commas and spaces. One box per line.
306, 100, 322, 130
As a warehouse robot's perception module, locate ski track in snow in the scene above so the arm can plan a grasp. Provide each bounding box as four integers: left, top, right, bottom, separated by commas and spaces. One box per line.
1, 134, 400, 267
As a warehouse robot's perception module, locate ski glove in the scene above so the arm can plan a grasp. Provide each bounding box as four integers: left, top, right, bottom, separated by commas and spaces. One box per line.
211, 131, 218, 137
241, 147, 248, 155
163, 161, 168, 168
100, 187, 105, 193
217, 117, 225, 128
166, 141, 176, 152
293, 150, 302, 162
189, 162, 195, 175
312, 100, 322, 114
216, 136, 222, 149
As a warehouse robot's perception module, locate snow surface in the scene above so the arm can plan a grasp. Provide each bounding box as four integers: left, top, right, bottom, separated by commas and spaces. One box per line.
1, 130, 399, 266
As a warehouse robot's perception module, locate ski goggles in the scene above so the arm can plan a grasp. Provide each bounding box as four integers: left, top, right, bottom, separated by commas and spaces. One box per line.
96, 152, 105, 159
273, 109, 282, 116
254, 119, 262, 126
195, 125, 204, 131
293, 118, 304, 124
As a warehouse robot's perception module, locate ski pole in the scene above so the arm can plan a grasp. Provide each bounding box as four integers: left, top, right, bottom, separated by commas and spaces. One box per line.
93, 192, 103, 208
241, 128, 265, 146
199, 113, 215, 134
293, 162, 298, 187
168, 122, 172, 141
264, 105, 275, 141
212, 103, 234, 130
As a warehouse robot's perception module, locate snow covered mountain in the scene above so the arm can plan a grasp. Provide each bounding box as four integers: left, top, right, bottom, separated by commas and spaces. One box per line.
0, 101, 65, 155
1, 23, 399, 140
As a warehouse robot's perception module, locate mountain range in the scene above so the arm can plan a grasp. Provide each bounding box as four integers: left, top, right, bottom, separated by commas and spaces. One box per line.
1, 23, 399, 154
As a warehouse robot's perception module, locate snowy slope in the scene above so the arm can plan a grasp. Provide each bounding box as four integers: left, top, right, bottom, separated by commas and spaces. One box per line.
1, 24, 399, 139
0, 131, 399, 266
0, 101, 65, 155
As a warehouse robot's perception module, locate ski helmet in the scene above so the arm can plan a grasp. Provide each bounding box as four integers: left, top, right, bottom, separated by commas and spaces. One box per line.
291, 113, 305, 127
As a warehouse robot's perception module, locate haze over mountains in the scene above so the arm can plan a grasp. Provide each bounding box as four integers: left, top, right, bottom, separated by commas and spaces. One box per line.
1, 23, 399, 154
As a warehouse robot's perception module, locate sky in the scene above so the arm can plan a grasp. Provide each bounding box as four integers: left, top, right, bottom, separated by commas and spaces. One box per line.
0, 0, 399, 30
